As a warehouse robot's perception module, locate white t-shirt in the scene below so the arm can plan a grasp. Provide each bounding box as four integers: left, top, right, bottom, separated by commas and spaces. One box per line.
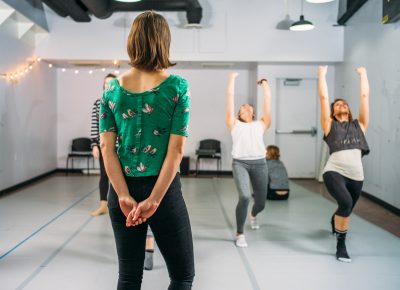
323, 149, 364, 181
231, 120, 266, 160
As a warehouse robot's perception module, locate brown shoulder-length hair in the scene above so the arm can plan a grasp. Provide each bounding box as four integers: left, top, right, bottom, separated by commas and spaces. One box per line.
127, 11, 175, 71
266, 145, 280, 160
330, 98, 353, 122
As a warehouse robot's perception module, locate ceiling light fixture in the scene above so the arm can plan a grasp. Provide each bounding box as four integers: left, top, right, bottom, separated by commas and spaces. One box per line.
290, 0, 315, 31
276, 0, 295, 30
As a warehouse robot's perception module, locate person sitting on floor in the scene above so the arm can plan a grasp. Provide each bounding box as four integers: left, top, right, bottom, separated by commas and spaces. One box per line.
266, 145, 290, 200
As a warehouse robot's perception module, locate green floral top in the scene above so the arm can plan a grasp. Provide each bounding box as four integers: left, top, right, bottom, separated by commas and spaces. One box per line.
99, 74, 190, 177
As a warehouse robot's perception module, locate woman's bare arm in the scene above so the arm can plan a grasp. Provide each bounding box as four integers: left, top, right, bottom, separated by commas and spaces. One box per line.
318, 65, 332, 136
357, 67, 369, 132
226, 72, 238, 130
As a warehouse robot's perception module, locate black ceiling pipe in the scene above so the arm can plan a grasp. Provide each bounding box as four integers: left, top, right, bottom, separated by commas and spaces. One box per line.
43, 0, 202, 24
80, 0, 111, 19
44, 0, 91, 22
41, 0, 68, 17
112, 0, 202, 25
111, 0, 187, 12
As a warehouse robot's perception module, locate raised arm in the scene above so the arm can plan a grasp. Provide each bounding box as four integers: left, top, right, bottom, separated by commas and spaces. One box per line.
257, 79, 272, 130
318, 65, 332, 136
100, 132, 137, 218
226, 72, 238, 130
356, 67, 369, 132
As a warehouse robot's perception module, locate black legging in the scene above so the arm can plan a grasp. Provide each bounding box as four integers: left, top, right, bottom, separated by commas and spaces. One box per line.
98, 148, 109, 201
323, 171, 363, 217
108, 174, 195, 290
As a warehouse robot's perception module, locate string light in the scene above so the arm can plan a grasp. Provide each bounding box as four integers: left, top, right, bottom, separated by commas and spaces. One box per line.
1, 57, 125, 84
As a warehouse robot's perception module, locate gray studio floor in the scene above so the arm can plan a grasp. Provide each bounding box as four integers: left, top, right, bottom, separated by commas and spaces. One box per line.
0, 175, 399, 290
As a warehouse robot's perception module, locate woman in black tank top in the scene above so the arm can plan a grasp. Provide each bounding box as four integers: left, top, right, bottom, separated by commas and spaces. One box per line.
318, 65, 370, 263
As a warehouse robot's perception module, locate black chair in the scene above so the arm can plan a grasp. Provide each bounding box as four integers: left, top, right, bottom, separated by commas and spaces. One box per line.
195, 139, 222, 176
66, 137, 94, 175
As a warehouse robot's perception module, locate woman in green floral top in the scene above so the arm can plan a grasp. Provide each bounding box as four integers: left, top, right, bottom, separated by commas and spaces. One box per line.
100, 11, 194, 290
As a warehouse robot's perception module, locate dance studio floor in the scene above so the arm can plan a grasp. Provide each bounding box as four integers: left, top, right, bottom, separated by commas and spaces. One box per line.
1, 175, 399, 290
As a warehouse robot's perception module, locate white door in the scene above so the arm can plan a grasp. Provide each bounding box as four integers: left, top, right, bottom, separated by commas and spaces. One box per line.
276, 78, 318, 178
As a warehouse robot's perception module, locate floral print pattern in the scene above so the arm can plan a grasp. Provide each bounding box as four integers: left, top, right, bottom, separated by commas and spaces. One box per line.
99, 75, 190, 177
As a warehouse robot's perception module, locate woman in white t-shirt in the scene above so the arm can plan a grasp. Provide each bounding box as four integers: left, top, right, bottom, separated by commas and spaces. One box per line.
226, 72, 272, 248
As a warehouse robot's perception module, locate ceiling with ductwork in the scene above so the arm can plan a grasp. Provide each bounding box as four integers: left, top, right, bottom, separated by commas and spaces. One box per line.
41, 0, 202, 25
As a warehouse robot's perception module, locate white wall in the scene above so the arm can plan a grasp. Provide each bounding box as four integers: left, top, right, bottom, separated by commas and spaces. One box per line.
55, 63, 337, 173
36, 0, 344, 63
256, 64, 336, 178
56, 69, 105, 170
55, 65, 253, 171
335, 0, 400, 208
1, 0, 349, 189
0, 43, 57, 191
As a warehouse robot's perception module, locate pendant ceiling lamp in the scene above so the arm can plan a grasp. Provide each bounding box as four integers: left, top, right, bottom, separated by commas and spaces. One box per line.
276, 0, 295, 30
290, 0, 315, 31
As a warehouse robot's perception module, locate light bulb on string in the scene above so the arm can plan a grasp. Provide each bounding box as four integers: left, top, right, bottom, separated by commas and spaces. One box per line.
102, 68, 106, 72
29, 65, 33, 70
48, 64, 53, 68
74, 70, 79, 74
62, 68, 66, 72
25, 68, 28, 73
114, 70, 120, 75
37, 57, 41, 62
89, 70, 93, 74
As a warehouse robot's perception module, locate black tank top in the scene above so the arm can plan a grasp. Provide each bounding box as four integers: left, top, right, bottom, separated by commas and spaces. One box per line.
323, 119, 370, 156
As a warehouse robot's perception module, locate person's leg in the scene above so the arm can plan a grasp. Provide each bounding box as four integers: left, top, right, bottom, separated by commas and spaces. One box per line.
250, 161, 268, 218
346, 178, 363, 213
91, 148, 109, 216
149, 174, 194, 290
108, 184, 148, 289
267, 189, 289, 201
323, 171, 353, 230
232, 160, 252, 236
144, 228, 154, 270
323, 171, 353, 262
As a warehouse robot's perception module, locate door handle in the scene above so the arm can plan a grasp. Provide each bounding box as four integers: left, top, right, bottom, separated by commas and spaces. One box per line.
276, 127, 317, 136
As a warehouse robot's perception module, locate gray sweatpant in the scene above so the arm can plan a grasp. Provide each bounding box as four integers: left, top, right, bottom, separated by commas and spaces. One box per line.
232, 158, 268, 234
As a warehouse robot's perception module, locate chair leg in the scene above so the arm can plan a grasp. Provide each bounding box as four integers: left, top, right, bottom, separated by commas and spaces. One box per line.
87, 157, 90, 176
196, 158, 199, 177
66, 157, 69, 176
